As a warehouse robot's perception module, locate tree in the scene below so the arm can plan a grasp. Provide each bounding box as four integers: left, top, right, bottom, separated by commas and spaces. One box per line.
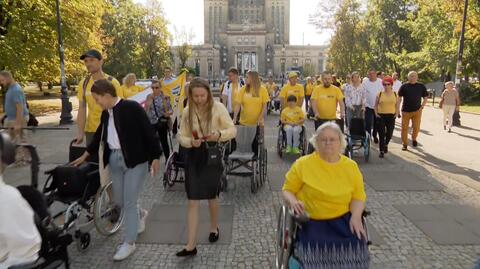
0, 0, 106, 83
174, 26, 195, 69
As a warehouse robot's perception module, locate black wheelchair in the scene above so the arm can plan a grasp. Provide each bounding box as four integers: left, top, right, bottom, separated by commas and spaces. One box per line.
345, 118, 371, 162
276, 124, 308, 158
275, 205, 371, 269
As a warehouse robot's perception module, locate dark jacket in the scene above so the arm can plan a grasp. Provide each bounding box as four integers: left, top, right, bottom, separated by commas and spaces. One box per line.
87, 99, 161, 168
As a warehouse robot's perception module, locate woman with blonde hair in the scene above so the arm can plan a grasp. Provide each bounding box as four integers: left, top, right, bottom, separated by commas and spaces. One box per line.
121, 73, 144, 98
176, 77, 236, 257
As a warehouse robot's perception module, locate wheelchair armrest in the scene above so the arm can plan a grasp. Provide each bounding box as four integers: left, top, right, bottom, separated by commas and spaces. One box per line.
8, 258, 45, 269
362, 210, 370, 217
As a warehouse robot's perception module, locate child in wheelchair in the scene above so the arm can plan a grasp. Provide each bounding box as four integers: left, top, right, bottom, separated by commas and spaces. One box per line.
280, 95, 305, 155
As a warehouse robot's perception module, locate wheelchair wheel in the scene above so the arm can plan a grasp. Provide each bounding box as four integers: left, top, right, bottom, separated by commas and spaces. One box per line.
276, 205, 290, 269
364, 133, 370, 162
163, 152, 177, 188
251, 161, 258, 193
277, 128, 284, 158
94, 182, 124, 236
262, 148, 268, 185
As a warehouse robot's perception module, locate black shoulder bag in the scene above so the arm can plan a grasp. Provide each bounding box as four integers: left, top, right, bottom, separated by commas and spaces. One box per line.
195, 112, 222, 166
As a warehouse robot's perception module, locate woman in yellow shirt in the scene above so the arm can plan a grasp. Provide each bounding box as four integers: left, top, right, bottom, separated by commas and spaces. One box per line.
280, 95, 305, 154
282, 122, 369, 267
121, 73, 144, 98
374, 76, 400, 158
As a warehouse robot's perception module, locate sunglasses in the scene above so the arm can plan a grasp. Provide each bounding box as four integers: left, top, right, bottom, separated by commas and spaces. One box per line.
383, 83, 391, 86
152, 86, 160, 89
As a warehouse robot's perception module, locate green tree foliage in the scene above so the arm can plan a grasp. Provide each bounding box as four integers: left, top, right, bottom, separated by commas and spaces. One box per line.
314, 0, 480, 81
0, 0, 106, 83
101, 0, 171, 80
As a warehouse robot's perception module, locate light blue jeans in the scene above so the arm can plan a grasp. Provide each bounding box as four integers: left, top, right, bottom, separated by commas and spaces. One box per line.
109, 149, 148, 243
284, 125, 302, 148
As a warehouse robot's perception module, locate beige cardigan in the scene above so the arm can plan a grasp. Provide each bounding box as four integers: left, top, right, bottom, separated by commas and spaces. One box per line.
177, 101, 236, 148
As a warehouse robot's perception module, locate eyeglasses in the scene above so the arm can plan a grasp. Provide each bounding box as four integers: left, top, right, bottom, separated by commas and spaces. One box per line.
383, 83, 391, 86
318, 138, 339, 144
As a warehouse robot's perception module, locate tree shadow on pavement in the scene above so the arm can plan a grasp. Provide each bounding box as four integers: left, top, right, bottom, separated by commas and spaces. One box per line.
450, 130, 480, 142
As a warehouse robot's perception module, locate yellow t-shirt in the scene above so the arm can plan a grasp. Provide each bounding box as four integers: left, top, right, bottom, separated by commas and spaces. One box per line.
231, 82, 240, 107
283, 153, 367, 220
77, 75, 123, 133
236, 86, 270, 126
280, 84, 304, 106
305, 83, 314, 96
121, 85, 144, 98
377, 91, 397, 114
266, 82, 277, 96
281, 106, 305, 125
311, 85, 344, 120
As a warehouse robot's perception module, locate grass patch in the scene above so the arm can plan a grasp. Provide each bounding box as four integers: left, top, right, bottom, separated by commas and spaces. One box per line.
427, 99, 480, 114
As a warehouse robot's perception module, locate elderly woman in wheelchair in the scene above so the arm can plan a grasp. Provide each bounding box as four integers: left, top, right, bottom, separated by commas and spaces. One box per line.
279, 95, 305, 155
279, 121, 370, 268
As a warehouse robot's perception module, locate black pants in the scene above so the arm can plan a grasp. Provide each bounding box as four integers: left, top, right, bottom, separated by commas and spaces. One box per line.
376, 114, 395, 152
314, 118, 345, 133
365, 108, 378, 138
152, 123, 170, 160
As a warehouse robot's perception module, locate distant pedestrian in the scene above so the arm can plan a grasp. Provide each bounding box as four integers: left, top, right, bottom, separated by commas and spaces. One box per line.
439, 81, 460, 133
344, 72, 366, 126
121, 73, 144, 98
0, 71, 29, 143
374, 76, 400, 158
392, 72, 402, 92
332, 74, 341, 87
362, 69, 383, 142
398, 71, 428, 150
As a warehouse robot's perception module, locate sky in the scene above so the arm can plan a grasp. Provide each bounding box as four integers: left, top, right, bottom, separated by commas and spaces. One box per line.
134, 0, 331, 46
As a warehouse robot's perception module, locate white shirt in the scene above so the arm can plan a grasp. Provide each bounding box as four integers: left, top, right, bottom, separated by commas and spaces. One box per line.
107, 98, 121, 150
362, 78, 384, 109
393, 80, 402, 92
0, 176, 42, 268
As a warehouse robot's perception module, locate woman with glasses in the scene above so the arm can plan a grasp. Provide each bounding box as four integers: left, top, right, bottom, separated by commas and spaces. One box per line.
282, 122, 369, 268
145, 80, 173, 161
374, 76, 400, 158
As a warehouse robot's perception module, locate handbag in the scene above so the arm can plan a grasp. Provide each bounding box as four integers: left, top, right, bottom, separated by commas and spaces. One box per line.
98, 124, 110, 187
195, 112, 222, 166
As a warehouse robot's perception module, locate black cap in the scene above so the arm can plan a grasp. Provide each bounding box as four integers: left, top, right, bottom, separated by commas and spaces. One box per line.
80, 49, 102, 60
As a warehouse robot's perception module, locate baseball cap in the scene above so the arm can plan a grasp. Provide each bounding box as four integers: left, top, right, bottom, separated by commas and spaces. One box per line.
288, 71, 298, 78
80, 49, 102, 60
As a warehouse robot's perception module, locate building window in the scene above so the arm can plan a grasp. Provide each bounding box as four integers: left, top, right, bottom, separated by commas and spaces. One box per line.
306, 59, 311, 64
293, 58, 298, 66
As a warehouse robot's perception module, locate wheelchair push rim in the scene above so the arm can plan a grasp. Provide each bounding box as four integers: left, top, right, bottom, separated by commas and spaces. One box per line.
93, 182, 124, 236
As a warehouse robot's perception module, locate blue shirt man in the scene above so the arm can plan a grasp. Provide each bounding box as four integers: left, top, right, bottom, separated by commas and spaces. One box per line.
5, 83, 29, 120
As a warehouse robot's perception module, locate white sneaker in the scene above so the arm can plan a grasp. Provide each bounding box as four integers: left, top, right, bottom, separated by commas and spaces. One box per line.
137, 209, 148, 234
113, 242, 136, 261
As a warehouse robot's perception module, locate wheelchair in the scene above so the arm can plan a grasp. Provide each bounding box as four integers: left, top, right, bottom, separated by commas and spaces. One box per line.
162, 128, 185, 189
276, 124, 308, 158
40, 140, 123, 252
226, 125, 267, 193
345, 118, 371, 162
275, 205, 371, 269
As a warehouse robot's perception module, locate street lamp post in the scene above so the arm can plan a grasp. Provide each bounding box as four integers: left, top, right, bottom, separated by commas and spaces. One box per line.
55, 0, 73, 125
453, 0, 468, 126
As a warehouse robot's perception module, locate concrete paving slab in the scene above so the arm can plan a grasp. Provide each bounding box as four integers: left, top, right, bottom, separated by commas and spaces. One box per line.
394, 204, 444, 221
364, 171, 443, 191
137, 204, 234, 244
414, 220, 480, 245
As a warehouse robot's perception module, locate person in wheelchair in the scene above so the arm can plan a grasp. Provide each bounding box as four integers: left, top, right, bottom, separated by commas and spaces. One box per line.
280, 95, 305, 155
282, 122, 370, 268
0, 133, 42, 268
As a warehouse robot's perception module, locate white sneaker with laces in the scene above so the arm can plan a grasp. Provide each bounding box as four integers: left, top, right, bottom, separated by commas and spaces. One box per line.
113, 242, 136, 261
138, 209, 148, 234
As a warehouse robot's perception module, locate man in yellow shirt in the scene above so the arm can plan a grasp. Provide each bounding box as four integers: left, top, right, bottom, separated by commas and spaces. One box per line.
75, 49, 123, 146
281, 95, 305, 154
304, 77, 315, 117
311, 71, 345, 131
280, 72, 304, 109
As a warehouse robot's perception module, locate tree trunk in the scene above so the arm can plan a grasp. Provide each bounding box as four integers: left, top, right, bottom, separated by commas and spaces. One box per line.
37, 81, 43, 92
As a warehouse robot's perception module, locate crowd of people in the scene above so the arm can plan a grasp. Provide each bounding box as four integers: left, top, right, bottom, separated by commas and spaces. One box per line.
0, 46, 463, 268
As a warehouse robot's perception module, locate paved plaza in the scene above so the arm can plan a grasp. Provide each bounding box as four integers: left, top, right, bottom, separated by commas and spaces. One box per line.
4, 105, 480, 269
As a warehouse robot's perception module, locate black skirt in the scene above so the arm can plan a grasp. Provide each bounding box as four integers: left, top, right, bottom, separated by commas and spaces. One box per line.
184, 142, 223, 200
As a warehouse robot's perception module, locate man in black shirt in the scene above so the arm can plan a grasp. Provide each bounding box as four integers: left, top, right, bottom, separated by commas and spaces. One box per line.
398, 71, 428, 150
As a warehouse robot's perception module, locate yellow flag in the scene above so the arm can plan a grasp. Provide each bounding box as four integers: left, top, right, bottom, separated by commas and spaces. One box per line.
161, 71, 186, 108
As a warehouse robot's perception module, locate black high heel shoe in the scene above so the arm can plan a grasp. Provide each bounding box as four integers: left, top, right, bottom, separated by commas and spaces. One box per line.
209, 228, 220, 243
176, 247, 197, 257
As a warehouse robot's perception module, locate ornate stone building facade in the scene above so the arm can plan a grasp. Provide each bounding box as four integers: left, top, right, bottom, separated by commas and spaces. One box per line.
171, 0, 328, 79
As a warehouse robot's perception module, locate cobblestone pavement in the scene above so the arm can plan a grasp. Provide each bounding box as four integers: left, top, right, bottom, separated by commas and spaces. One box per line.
4, 106, 480, 268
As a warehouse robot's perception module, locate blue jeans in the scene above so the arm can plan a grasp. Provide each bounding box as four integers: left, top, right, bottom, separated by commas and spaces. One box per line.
109, 149, 148, 243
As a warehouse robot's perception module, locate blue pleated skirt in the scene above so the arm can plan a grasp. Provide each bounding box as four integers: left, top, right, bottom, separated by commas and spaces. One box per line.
292, 213, 370, 269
